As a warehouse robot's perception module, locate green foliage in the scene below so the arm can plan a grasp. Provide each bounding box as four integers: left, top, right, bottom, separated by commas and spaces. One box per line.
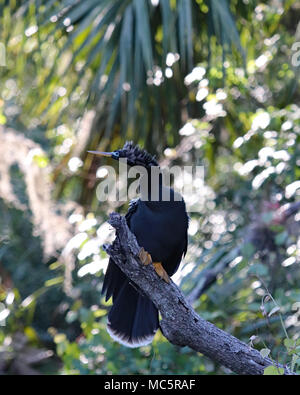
53, 308, 216, 375
264, 365, 284, 375
31, 0, 243, 145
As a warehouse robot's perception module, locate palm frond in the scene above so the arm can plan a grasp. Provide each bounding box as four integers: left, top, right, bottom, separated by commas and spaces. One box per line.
3, 0, 244, 154
208, 0, 245, 61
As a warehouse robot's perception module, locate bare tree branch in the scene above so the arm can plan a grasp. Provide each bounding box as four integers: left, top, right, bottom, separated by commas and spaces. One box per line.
103, 212, 295, 375
188, 200, 300, 303
187, 246, 241, 304
275, 201, 300, 223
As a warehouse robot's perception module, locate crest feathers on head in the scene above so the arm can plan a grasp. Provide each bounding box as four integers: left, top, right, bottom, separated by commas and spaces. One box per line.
119, 141, 158, 167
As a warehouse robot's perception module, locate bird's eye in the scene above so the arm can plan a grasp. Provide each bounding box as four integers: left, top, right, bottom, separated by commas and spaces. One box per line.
112, 151, 120, 159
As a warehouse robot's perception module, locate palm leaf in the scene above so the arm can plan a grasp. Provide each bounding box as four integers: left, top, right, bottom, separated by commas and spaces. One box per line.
208, 0, 245, 60
133, 0, 153, 72
177, 0, 193, 71
7, 0, 244, 152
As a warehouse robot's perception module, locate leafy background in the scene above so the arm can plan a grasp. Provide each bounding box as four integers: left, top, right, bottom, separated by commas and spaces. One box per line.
0, 0, 299, 374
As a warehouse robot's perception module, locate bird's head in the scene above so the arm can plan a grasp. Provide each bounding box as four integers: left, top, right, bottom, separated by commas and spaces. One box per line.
88, 141, 158, 168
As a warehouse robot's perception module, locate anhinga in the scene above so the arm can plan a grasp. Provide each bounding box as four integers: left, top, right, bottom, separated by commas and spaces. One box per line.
89, 142, 189, 347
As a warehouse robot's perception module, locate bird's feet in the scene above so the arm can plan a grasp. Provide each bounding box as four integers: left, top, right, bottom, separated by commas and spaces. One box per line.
139, 247, 152, 266
152, 262, 170, 284
139, 248, 170, 284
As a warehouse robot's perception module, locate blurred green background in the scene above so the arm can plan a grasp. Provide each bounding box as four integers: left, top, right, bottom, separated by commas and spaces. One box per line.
0, 0, 299, 375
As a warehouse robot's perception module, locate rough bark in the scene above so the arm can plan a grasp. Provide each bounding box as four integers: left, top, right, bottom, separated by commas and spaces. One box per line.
103, 212, 295, 375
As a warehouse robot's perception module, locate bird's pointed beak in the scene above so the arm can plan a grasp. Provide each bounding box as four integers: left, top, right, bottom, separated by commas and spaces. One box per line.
87, 151, 113, 157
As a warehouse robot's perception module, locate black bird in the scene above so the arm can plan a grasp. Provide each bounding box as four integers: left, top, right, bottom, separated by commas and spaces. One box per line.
89, 142, 189, 347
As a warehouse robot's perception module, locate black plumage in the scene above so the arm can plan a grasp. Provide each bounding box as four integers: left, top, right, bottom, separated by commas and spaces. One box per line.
92, 142, 189, 347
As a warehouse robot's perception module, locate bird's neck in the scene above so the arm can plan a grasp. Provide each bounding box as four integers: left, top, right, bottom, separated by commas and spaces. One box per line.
139, 167, 164, 202
139, 167, 182, 205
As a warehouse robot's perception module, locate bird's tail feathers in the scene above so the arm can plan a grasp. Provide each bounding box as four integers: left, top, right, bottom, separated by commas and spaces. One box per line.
107, 281, 159, 348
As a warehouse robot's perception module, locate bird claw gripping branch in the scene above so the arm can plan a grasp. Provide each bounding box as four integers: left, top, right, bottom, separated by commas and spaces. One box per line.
139, 247, 170, 283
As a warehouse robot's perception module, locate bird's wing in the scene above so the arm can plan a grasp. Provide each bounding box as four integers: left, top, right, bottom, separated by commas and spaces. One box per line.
102, 198, 140, 302
183, 213, 190, 257
125, 198, 140, 227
